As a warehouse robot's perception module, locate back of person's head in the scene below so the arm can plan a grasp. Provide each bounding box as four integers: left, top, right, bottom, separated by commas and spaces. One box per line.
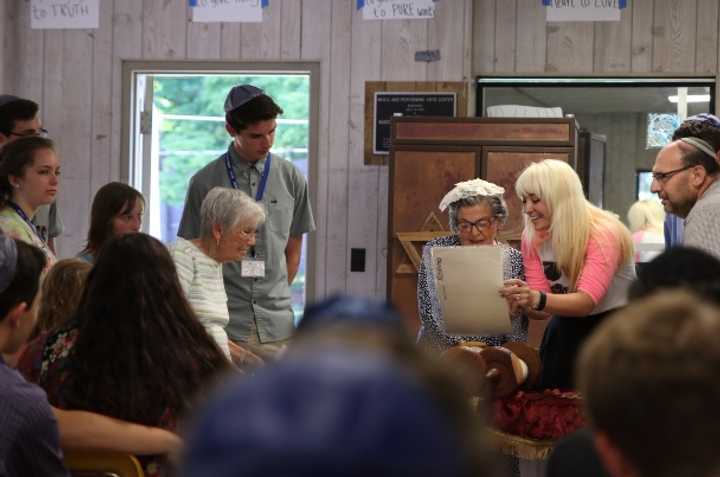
626, 199, 665, 234
0, 97, 39, 137
0, 136, 55, 206
35, 258, 91, 334
628, 246, 720, 304
225, 89, 283, 132
577, 291, 720, 477
84, 181, 145, 253
672, 113, 720, 151
62, 233, 228, 426
0, 237, 46, 321
0, 236, 46, 354
183, 344, 495, 477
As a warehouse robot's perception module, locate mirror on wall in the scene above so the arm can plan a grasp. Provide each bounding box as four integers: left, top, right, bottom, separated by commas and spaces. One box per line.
477, 77, 715, 224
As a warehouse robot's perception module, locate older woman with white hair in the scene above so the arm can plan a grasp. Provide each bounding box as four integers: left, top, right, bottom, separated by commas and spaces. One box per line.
417, 178, 527, 352
171, 187, 265, 366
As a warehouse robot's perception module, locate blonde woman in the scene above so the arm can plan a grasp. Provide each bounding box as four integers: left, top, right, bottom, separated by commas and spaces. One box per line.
500, 159, 636, 390
627, 199, 665, 263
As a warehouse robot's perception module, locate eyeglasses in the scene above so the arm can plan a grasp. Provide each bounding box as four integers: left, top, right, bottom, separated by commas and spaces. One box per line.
457, 218, 495, 234
651, 165, 694, 183
8, 127, 49, 139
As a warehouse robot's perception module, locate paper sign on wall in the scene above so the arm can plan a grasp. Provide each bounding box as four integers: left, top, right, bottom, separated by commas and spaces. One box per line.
358, 0, 436, 20
545, 0, 622, 22
192, 0, 263, 23
31, 0, 99, 30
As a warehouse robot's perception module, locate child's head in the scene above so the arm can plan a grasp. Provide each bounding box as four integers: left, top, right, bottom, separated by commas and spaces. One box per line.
36, 258, 91, 334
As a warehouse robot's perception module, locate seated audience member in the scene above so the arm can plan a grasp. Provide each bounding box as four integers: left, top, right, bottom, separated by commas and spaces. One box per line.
417, 178, 527, 351
171, 187, 264, 367
626, 199, 664, 263
0, 235, 68, 476
577, 291, 720, 477
17, 258, 90, 382
183, 295, 500, 477
39, 233, 230, 476
0, 95, 64, 252
0, 136, 60, 265
77, 181, 144, 262
500, 159, 635, 390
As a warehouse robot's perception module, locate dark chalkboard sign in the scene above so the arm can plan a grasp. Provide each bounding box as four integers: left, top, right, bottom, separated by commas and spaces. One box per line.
373, 92, 456, 154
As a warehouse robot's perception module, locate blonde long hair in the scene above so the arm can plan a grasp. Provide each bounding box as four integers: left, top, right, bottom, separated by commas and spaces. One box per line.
515, 160, 634, 289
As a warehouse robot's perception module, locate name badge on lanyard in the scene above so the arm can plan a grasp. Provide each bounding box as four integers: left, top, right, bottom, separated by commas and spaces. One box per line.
225, 152, 272, 278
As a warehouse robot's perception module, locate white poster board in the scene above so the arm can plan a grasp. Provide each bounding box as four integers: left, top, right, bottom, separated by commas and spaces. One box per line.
192, 0, 263, 23
361, 0, 436, 20
31, 0, 99, 30
431, 246, 511, 336
546, 0, 621, 22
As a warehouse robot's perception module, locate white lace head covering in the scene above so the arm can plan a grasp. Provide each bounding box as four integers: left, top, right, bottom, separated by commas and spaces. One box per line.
438, 178, 505, 212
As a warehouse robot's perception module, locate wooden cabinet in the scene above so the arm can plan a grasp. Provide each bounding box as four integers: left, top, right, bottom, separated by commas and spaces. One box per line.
388, 117, 577, 333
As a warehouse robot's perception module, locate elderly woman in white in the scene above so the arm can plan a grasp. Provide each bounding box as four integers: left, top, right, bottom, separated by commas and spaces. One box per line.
417, 178, 527, 352
171, 187, 265, 366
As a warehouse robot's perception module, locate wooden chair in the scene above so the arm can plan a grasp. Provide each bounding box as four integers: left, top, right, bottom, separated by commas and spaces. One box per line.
63, 451, 144, 477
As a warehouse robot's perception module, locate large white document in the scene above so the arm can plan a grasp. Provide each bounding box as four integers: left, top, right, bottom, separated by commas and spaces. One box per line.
431, 245, 511, 336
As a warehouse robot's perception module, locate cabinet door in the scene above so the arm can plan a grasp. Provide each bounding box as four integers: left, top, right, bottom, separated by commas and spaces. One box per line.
388, 147, 479, 332
482, 147, 575, 242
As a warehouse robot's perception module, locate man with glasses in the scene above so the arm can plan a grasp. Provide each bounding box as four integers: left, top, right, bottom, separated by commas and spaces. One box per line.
651, 125, 720, 258
0, 95, 62, 251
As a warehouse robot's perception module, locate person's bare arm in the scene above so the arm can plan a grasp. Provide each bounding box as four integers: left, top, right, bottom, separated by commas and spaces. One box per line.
285, 235, 303, 284
53, 408, 182, 455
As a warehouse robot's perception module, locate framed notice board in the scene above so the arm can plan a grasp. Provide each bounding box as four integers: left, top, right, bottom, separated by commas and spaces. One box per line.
364, 81, 467, 165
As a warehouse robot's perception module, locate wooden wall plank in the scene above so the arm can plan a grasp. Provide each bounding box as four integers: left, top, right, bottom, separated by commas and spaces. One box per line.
494, 0, 516, 72
631, 0, 654, 72
593, 4, 632, 72
652, 0, 696, 72
2, 1, 19, 93
89, 0, 114, 218
323, 0, 353, 296
546, 23, 594, 73
240, 1, 282, 58
281, 0, 302, 60
695, 0, 718, 73
56, 30, 93, 256
187, 16, 221, 59
0, 1, 6, 92
346, 7, 382, 297
142, 0, 187, 59
515, 0, 547, 73
300, 0, 332, 298
428, 0, 468, 80
472, 0, 496, 74
220, 23, 242, 59
15, 3, 44, 101
110, 0, 142, 183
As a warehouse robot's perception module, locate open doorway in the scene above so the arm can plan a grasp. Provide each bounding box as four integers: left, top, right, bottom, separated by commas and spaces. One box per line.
122, 63, 317, 319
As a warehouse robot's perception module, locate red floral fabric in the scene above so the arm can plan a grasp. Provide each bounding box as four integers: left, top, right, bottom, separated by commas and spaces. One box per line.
492, 389, 585, 440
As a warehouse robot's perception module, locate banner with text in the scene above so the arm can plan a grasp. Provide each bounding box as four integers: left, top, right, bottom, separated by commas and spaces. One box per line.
357, 0, 435, 20
191, 0, 265, 23
544, 0, 623, 22
31, 0, 99, 29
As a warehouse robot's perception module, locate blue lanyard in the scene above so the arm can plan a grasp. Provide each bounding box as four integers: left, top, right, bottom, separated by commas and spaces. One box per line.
8, 201, 45, 242
224, 152, 272, 202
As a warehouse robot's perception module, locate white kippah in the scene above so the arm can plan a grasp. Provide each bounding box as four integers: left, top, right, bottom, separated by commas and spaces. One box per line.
438, 178, 505, 212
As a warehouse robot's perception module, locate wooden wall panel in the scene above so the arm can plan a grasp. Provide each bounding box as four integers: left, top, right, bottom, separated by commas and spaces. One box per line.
546, 23, 594, 73
142, 0, 187, 59
515, 0, 547, 73
631, 0, 654, 72
346, 8, 382, 298
187, 20, 221, 60
472, 0, 496, 74
280, 0, 302, 60
593, 6, 632, 72
220, 23, 242, 59
695, 0, 718, 73
428, 0, 471, 81
652, 0, 696, 72
494, 0, 517, 72
15, 4, 44, 101
323, 0, 353, 296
